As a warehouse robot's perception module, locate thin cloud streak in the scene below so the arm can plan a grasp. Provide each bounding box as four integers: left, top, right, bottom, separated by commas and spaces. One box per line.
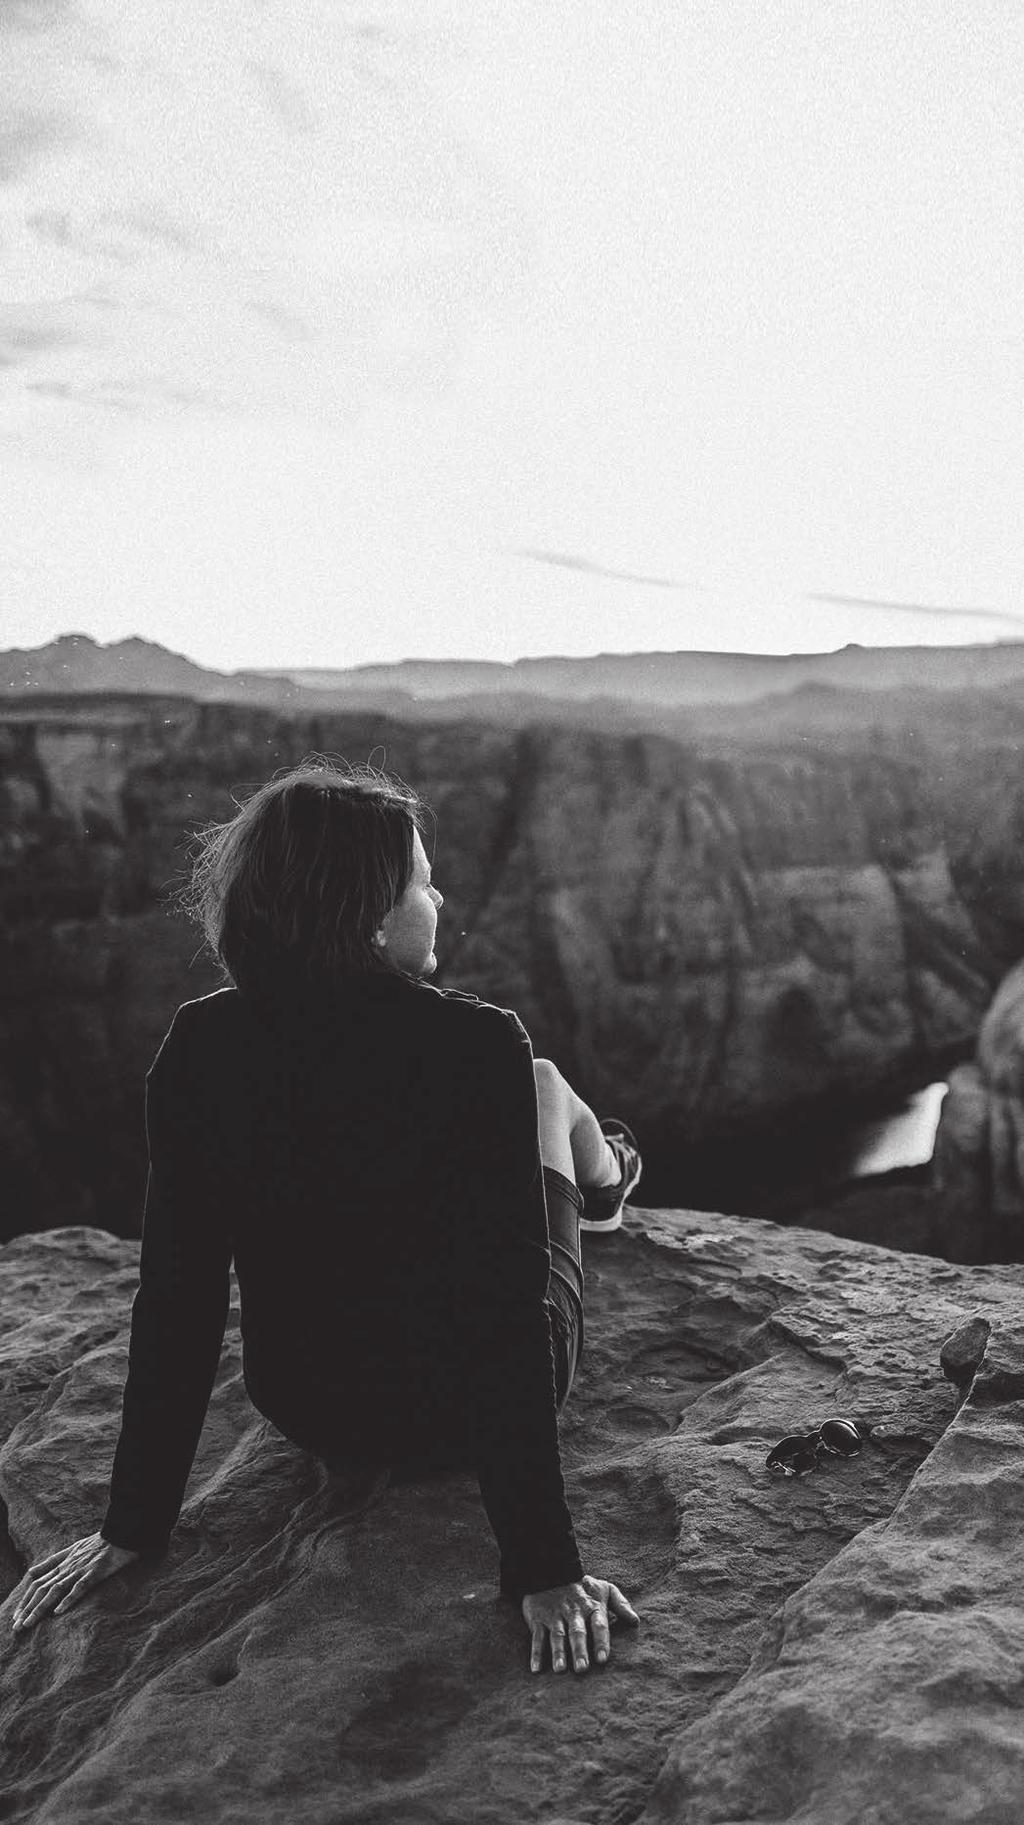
513, 548, 709, 593
0, 321, 79, 364
807, 592, 1024, 627
28, 206, 197, 261
0, 1, 75, 33
247, 61, 319, 135
0, 110, 76, 181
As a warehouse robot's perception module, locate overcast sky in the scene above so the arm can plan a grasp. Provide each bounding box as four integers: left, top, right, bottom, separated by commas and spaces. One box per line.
3, 1, 1023, 672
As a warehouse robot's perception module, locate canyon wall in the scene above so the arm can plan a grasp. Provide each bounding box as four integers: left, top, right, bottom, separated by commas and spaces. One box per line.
1, 694, 1021, 1239
933, 960, 1024, 1259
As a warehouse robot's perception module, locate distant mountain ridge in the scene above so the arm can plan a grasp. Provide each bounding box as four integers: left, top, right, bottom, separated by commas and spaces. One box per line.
0, 633, 309, 706
272, 641, 1024, 705
6, 630, 1024, 713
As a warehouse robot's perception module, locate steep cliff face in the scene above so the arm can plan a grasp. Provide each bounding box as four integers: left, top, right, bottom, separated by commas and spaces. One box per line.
932, 961, 1024, 1259
1, 696, 1019, 1239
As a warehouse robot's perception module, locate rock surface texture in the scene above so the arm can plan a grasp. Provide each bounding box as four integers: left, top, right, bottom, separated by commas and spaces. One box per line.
933, 959, 1024, 1260
2, 1207, 1023, 1823
3, 694, 1022, 1235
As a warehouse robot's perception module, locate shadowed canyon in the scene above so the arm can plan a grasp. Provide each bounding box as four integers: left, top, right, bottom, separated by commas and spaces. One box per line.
3, 679, 1024, 1253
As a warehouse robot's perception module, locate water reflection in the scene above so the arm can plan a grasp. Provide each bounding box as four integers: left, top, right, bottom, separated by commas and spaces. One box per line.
846, 1082, 949, 1179
643, 1077, 953, 1217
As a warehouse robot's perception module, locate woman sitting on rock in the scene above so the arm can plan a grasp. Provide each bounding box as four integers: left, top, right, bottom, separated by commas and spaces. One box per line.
11, 762, 641, 1673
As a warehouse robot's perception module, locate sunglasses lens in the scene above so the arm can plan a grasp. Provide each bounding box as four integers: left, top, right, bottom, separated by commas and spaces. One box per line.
766, 1434, 820, 1476
818, 1419, 862, 1457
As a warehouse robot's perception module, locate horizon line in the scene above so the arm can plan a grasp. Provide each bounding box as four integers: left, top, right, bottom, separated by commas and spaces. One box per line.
8, 628, 1024, 677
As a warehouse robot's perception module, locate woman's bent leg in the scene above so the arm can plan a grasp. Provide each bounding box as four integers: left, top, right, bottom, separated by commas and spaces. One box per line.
534, 1058, 619, 1190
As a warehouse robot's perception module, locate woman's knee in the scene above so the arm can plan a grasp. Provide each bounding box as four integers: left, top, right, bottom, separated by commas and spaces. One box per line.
535, 1058, 590, 1132
533, 1057, 571, 1118
533, 1059, 576, 1178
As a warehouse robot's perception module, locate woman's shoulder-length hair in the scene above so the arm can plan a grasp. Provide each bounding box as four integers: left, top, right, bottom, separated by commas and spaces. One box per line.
173, 755, 431, 1001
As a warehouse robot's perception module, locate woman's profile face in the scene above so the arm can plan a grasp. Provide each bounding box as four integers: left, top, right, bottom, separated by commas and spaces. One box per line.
377, 830, 443, 977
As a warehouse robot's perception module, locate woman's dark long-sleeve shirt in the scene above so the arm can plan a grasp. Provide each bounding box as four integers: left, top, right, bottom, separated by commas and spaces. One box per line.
99, 971, 584, 1600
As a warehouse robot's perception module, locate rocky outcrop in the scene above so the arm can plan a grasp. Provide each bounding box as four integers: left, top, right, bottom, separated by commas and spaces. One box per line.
2, 1206, 1024, 1823
2, 695, 1021, 1238
932, 960, 1024, 1260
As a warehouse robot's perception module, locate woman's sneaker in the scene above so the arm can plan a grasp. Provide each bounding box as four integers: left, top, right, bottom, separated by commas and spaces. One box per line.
579, 1119, 643, 1233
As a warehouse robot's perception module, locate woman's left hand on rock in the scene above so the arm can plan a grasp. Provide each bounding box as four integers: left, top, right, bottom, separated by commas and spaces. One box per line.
10, 1532, 142, 1634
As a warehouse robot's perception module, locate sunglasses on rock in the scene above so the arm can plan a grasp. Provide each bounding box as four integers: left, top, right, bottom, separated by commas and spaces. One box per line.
766, 1417, 864, 1477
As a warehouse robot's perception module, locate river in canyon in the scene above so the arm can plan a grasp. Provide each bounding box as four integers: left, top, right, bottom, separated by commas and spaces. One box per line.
642, 1080, 950, 1219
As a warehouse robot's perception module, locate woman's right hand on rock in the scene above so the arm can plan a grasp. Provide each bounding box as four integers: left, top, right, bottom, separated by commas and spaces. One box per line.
521, 1574, 640, 1674
10, 1532, 142, 1635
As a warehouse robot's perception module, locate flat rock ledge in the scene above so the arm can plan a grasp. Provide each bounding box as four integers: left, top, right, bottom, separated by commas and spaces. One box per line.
2, 1210, 1024, 1825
